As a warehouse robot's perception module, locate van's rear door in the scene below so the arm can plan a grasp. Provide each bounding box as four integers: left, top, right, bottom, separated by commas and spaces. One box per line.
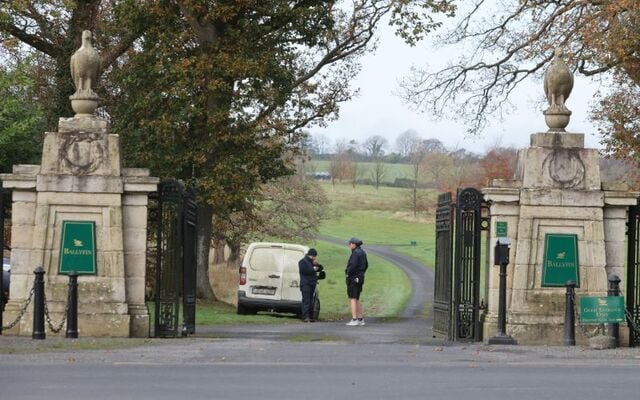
279, 245, 305, 302
246, 244, 284, 301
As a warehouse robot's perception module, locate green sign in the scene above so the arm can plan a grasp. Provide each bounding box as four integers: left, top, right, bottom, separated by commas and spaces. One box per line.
541, 233, 579, 287
580, 296, 625, 324
496, 221, 508, 237
58, 221, 97, 275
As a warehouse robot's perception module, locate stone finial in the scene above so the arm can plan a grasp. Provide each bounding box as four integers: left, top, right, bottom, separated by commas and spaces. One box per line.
69, 30, 101, 117
543, 48, 574, 131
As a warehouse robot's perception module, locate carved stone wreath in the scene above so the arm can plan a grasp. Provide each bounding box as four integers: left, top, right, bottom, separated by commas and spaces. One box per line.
542, 149, 585, 189
59, 132, 106, 175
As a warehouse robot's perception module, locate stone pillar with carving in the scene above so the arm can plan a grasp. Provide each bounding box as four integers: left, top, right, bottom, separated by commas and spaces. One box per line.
0, 31, 158, 337
483, 50, 637, 345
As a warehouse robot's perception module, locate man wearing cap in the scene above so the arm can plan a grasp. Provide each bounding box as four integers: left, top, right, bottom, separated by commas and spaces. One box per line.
298, 248, 319, 322
345, 237, 368, 326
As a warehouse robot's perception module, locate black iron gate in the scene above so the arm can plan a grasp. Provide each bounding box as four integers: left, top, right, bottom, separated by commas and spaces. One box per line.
627, 200, 640, 347
149, 180, 197, 338
433, 187, 488, 341
433, 192, 453, 339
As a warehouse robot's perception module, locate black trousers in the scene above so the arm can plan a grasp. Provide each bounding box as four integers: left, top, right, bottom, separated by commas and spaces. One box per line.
300, 284, 316, 320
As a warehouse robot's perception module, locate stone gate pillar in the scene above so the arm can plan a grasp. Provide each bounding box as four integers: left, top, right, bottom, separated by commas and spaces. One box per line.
482, 50, 638, 345
1, 31, 158, 337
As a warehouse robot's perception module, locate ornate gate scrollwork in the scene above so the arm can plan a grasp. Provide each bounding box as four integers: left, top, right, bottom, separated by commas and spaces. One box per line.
149, 180, 197, 338
433, 187, 489, 342
627, 201, 640, 347
433, 192, 453, 339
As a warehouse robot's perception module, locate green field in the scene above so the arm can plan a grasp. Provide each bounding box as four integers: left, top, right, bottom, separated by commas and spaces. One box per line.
318, 181, 437, 267
150, 240, 411, 325
184, 181, 435, 325
311, 160, 413, 184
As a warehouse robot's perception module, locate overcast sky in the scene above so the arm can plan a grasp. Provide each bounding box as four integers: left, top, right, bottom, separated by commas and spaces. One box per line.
309, 14, 606, 155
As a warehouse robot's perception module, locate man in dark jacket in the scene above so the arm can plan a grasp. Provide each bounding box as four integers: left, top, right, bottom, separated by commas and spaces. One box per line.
345, 237, 368, 326
298, 248, 319, 322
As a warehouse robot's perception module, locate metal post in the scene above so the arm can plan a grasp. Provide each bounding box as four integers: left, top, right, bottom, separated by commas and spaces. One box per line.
607, 275, 621, 346
564, 280, 576, 346
32, 267, 45, 340
66, 272, 78, 339
488, 240, 517, 345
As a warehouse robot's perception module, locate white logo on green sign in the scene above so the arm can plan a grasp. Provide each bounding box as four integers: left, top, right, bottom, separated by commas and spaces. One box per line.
59, 221, 97, 275
541, 233, 579, 287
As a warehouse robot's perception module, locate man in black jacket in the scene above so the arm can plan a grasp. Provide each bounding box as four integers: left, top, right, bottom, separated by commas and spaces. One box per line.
298, 248, 319, 322
345, 237, 368, 326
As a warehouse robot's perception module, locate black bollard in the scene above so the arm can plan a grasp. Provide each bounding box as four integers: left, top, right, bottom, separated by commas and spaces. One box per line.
607, 274, 621, 346
564, 280, 576, 346
66, 272, 78, 339
488, 240, 517, 345
32, 267, 45, 340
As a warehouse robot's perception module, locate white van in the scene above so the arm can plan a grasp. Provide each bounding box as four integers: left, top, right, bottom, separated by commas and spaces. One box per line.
237, 242, 321, 319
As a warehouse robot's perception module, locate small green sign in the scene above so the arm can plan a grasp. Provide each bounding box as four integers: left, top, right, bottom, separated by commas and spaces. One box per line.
541, 233, 579, 287
496, 221, 508, 237
58, 221, 97, 275
580, 296, 625, 324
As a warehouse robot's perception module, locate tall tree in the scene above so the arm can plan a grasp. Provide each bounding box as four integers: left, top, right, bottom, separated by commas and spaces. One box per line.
254, 174, 329, 241
479, 146, 517, 185
406, 138, 428, 217
395, 129, 421, 159
363, 135, 388, 189
0, 56, 44, 172
399, 0, 640, 144
312, 133, 331, 157
423, 151, 452, 190
110, 1, 400, 298
2, 1, 457, 300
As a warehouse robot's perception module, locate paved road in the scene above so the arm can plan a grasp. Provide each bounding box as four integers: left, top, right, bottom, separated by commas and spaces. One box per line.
1, 337, 640, 400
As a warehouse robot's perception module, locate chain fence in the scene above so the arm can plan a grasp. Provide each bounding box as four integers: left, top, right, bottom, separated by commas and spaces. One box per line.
43, 287, 70, 333
1, 278, 70, 333
1, 286, 34, 331
618, 288, 640, 339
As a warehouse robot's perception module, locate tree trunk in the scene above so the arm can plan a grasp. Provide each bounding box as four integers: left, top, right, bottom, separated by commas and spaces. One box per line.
212, 237, 226, 264
196, 205, 216, 300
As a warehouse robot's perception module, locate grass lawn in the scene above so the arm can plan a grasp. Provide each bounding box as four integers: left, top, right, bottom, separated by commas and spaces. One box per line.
150, 182, 434, 327
319, 182, 437, 268
150, 240, 411, 325
311, 160, 413, 184
309, 240, 411, 320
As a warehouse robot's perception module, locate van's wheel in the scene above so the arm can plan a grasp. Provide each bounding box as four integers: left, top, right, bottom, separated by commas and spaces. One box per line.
312, 296, 320, 321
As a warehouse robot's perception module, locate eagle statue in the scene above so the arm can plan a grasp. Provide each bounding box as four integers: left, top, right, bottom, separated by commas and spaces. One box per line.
543, 48, 573, 111
70, 30, 101, 98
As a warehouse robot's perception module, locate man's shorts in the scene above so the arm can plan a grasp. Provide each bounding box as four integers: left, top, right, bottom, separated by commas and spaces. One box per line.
346, 276, 364, 300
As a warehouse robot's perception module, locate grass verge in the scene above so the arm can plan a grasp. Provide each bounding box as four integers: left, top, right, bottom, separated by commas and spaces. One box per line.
149, 241, 411, 325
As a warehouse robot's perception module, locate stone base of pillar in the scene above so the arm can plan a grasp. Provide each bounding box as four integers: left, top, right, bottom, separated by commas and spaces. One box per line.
2, 307, 130, 337
128, 303, 150, 338
487, 333, 518, 345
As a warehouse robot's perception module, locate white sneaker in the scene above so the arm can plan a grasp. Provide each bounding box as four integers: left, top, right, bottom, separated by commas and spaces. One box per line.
358, 319, 366, 326
345, 319, 359, 326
